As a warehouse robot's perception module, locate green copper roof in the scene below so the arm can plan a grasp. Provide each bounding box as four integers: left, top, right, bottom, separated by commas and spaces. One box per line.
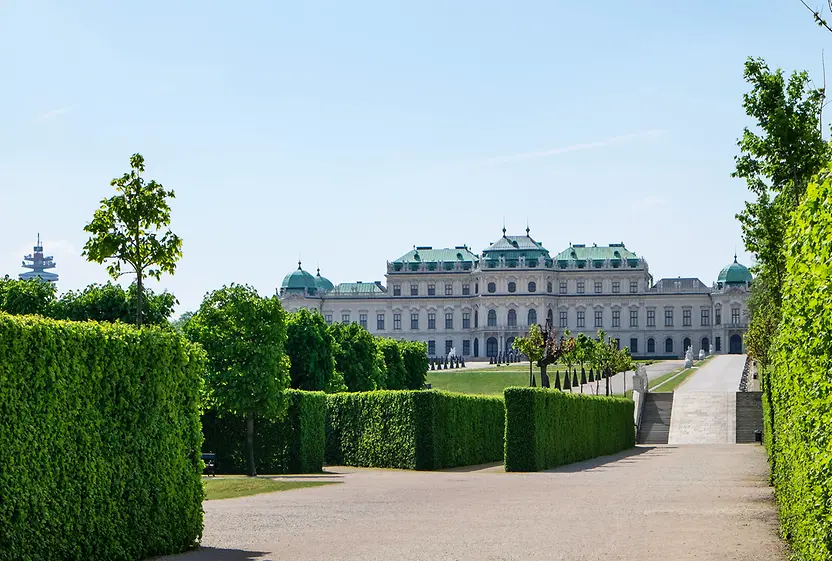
281, 262, 317, 294
717, 256, 752, 285
314, 268, 335, 293
333, 281, 386, 294
482, 230, 550, 256
393, 246, 478, 264
554, 243, 637, 261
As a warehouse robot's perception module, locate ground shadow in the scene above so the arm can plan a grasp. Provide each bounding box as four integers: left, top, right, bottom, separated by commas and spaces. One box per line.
543, 445, 672, 473
440, 461, 504, 473
155, 547, 271, 561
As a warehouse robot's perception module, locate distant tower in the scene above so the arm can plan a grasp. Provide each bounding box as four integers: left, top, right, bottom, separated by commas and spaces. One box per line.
19, 234, 59, 283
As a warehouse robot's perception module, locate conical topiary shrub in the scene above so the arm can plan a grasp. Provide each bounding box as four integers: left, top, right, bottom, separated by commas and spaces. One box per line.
580, 367, 587, 385
588, 368, 594, 382
554, 370, 561, 390
563, 369, 572, 391
572, 369, 579, 387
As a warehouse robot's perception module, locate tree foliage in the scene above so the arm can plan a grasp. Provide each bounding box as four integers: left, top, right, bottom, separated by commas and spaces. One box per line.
51, 282, 176, 326
83, 153, 182, 327
400, 340, 429, 390
513, 324, 545, 386
184, 284, 290, 476
0, 276, 55, 316
285, 309, 337, 391
328, 322, 386, 392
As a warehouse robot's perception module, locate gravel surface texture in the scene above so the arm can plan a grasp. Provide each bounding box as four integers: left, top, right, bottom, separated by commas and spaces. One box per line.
677, 354, 746, 392
160, 444, 786, 561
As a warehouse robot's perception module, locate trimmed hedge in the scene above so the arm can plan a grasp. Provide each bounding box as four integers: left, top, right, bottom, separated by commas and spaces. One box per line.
202, 390, 325, 474
0, 313, 205, 560
504, 387, 635, 472
326, 390, 504, 470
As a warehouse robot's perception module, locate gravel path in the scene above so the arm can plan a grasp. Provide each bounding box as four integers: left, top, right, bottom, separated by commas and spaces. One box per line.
160, 445, 785, 561
576, 359, 684, 395
677, 354, 746, 392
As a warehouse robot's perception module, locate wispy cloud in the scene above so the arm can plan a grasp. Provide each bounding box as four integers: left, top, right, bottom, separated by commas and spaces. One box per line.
631, 195, 665, 212
39, 104, 78, 121
489, 129, 667, 164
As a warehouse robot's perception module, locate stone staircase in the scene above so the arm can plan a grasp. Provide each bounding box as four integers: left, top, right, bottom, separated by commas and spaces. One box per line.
668, 392, 736, 444
637, 393, 673, 444
736, 391, 763, 443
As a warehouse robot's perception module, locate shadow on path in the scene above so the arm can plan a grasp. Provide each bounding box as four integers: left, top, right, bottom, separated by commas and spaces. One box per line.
157, 547, 270, 561
544, 445, 674, 473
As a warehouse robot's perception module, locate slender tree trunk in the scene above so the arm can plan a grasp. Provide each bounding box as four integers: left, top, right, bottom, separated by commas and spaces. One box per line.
605, 368, 610, 396
246, 411, 257, 477
529, 361, 533, 387
136, 272, 143, 327
540, 364, 549, 388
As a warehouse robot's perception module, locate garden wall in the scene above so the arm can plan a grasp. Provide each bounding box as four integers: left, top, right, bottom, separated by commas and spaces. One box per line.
0, 313, 205, 561
504, 387, 634, 472
326, 390, 505, 470
202, 390, 326, 474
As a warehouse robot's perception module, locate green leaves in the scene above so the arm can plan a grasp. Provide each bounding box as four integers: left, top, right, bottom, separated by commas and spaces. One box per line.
286, 309, 336, 391
83, 153, 182, 326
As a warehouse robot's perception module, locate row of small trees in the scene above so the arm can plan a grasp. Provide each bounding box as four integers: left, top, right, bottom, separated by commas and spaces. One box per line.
512, 325, 633, 396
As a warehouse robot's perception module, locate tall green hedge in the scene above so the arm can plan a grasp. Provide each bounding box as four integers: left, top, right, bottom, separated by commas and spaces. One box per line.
0, 313, 205, 560
504, 387, 634, 472
764, 170, 832, 559
202, 390, 325, 474
326, 390, 504, 470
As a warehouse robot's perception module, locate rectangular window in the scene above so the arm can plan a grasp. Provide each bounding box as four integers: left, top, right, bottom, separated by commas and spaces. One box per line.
559, 311, 568, 328
612, 280, 620, 293
462, 312, 470, 329
732, 308, 740, 324
462, 283, 470, 296
715, 336, 722, 351
646, 309, 655, 327
577, 281, 585, 294
665, 309, 673, 327
577, 311, 585, 328
559, 281, 567, 295
411, 313, 419, 330
630, 337, 638, 353
377, 313, 385, 330
325, 314, 333, 325
683, 309, 691, 327
427, 340, 436, 355
594, 281, 602, 294
427, 283, 435, 296
410, 284, 418, 296
630, 310, 638, 328
445, 339, 453, 355
342, 313, 350, 324
715, 308, 721, 325
595, 310, 603, 328
462, 340, 470, 356
428, 313, 436, 330
630, 280, 638, 293
445, 312, 453, 330
445, 283, 453, 296
393, 284, 401, 296
701, 309, 710, 327
612, 310, 620, 327
393, 313, 402, 330
359, 313, 368, 329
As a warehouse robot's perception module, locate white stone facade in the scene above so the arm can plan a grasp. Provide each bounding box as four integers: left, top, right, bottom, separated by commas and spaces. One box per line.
279, 235, 750, 360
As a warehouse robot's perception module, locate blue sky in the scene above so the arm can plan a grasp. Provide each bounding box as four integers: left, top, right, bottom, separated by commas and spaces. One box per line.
1, 0, 829, 315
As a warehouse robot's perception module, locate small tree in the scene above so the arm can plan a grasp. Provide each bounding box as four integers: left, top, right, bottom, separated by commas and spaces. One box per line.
400, 340, 429, 389
329, 322, 386, 391
378, 338, 407, 390
513, 324, 545, 387
0, 276, 56, 316
83, 154, 182, 327
184, 284, 290, 476
285, 309, 336, 391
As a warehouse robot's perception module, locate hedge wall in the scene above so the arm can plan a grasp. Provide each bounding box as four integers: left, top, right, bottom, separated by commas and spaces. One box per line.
325, 390, 504, 470
504, 387, 634, 472
202, 389, 325, 474
763, 170, 832, 560
0, 313, 205, 561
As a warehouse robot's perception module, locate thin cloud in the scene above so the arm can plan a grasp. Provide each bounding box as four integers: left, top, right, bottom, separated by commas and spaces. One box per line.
489, 129, 667, 163
631, 195, 665, 212
39, 104, 78, 120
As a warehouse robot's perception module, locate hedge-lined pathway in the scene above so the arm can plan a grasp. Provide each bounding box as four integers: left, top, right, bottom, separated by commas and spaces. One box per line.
161, 445, 785, 561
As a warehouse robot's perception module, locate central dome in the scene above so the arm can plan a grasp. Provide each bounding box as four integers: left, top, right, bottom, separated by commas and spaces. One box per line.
281, 261, 317, 295
717, 256, 752, 286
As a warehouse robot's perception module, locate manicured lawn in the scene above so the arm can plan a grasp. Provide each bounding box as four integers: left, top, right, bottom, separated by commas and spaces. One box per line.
427, 367, 597, 395
204, 477, 336, 500
652, 368, 697, 392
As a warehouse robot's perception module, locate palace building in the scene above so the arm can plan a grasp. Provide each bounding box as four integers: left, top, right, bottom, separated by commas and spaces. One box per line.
278, 229, 751, 360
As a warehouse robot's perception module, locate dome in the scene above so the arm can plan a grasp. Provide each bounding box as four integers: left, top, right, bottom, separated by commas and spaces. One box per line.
717, 256, 753, 286
314, 268, 335, 293
281, 261, 317, 295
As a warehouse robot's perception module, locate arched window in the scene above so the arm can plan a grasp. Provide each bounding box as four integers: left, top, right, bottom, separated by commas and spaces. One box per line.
473, 338, 479, 357
528, 308, 537, 326
665, 337, 674, 354
508, 281, 516, 293
547, 308, 554, 325
507, 309, 517, 326
547, 281, 553, 293
701, 337, 709, 353
683, 337, 691, 352
486, 337, 498, 357
487, 282, 496, 294
528, 281, 536, 293
487, 309, 497, 327
647, 338, 655, 353
474, 310, 479, 328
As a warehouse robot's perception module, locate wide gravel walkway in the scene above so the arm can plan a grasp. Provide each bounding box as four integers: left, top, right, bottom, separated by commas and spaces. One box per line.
677, 354, 746, 392
161, 445, 785, 561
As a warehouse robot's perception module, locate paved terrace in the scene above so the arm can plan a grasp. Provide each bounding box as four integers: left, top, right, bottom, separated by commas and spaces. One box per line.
162, 445, 784, 561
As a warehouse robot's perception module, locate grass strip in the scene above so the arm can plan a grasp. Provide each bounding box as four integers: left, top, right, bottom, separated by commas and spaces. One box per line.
204, 477, 336, 500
